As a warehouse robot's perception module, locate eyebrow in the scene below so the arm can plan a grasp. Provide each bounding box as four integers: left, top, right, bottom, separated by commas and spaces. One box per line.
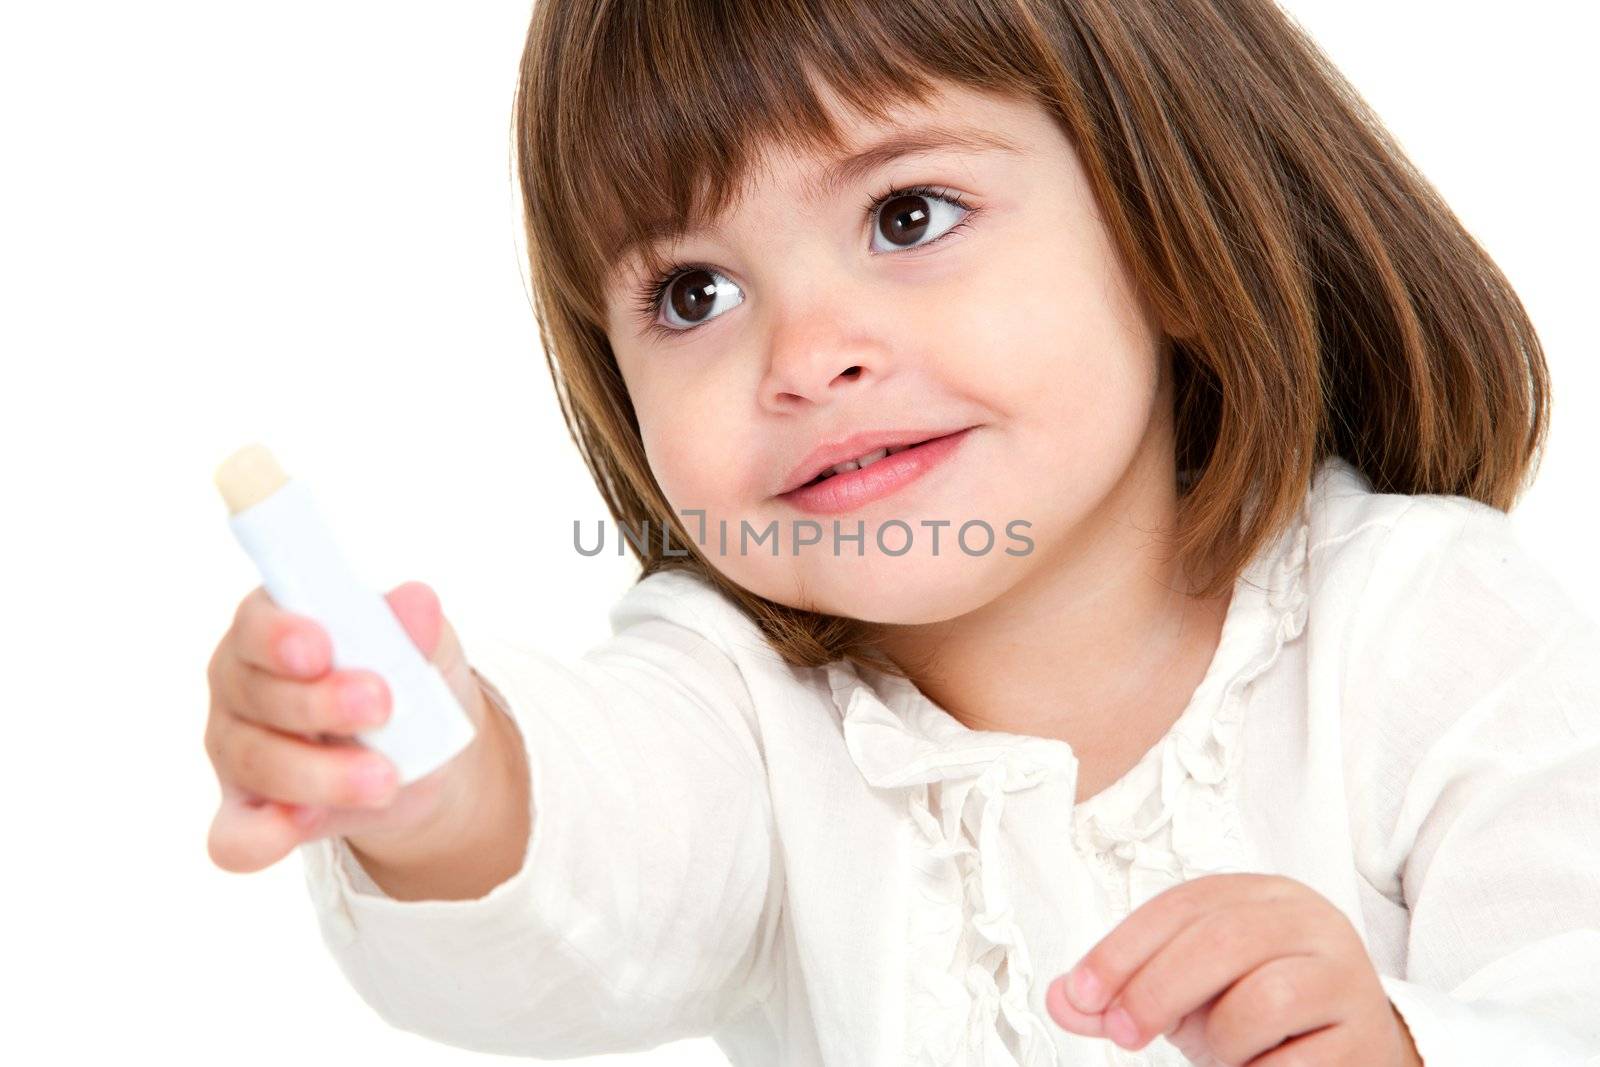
617, 123, 1025, 265
807, 123, 1025, 204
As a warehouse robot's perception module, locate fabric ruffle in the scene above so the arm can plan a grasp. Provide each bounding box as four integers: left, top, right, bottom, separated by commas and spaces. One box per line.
1071, 511, 1310, 915
825, 487, 1315, 1063
830, 668, 1074, 1065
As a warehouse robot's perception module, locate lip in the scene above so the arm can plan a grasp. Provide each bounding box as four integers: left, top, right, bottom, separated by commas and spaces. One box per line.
776, 427, 975, 515
777, 426, 977, 496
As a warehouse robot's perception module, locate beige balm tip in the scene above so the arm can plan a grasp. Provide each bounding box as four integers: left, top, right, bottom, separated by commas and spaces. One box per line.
215, 443, 289, 516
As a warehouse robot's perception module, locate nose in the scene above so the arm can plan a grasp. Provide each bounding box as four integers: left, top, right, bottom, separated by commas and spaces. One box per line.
758, 315, 882, 410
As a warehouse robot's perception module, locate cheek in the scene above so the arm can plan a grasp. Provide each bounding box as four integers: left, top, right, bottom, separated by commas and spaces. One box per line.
639, 398, 753, 512
927, 250, 1160, 503
950, 220, 1154, 399
931, 256, 1109, 413
641, 421, 711, 508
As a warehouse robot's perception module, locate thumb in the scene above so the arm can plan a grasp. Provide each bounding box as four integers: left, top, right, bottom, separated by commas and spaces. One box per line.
383, 580, 483, 726
384, 580, 446, 661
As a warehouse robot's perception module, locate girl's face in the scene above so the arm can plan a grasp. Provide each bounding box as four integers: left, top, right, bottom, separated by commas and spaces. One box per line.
603, 78, 1179, 625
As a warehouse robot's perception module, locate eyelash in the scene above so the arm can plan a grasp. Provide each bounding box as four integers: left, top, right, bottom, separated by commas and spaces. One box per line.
630, 182, 975, 340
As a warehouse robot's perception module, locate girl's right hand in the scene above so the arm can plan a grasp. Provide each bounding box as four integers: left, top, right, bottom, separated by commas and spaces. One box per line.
204, 581, 495, 874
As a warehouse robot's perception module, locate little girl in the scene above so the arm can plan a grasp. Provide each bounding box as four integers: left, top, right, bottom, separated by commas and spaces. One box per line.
203, 0, 1600, 1064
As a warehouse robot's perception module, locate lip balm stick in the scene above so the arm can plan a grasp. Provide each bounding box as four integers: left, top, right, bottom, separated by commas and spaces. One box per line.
213, 443, 477, 787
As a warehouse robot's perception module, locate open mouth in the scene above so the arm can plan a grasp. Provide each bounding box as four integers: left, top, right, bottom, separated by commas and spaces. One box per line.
775, 426, 975, 515
794, 437, 939, 490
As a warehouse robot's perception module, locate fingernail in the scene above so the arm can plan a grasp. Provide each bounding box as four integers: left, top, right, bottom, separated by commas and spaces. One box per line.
340, 675, 383, 724
1068, 966, 1101, 1011
354, 760, 395, 803
280, 634, 316, 674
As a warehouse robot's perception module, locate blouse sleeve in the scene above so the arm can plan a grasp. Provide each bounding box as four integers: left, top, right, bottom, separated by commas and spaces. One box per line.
1343, 498, 1600, 1065
295, 609, 784, 1058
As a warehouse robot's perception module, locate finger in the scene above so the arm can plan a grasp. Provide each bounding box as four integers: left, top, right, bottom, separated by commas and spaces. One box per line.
1061, 874, 1298, 1014
216, 581, 439, 735
1093, 899, 1327, 1052
1206, 954, 1345, 1066
227, 585, 332, 678
212, 712, 399, 810
1044, 974, 1111, 1039
207, 779, 329, 874
228, 662, 391, 738
221, 580, 441, 688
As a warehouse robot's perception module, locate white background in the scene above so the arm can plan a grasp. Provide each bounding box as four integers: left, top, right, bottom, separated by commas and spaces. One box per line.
2, 1, 1594, 1063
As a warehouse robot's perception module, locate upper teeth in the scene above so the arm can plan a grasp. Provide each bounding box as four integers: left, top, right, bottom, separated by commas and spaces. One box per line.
815, 443, 914, 481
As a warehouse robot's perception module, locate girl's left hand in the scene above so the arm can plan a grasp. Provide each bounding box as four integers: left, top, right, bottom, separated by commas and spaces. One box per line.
1045, 873, 1424, 1066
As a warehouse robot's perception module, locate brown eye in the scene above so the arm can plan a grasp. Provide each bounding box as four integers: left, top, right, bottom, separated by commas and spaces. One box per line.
867, 187, 969, 255
876, 192, 932, 247
662, 267, 742, 329
667, 269, 718, 324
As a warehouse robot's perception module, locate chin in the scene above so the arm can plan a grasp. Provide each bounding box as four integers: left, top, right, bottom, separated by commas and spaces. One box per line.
788, 553, 1027, 626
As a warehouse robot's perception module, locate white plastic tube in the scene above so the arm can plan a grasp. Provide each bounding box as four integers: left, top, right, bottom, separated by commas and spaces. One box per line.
214, 444, 477, 786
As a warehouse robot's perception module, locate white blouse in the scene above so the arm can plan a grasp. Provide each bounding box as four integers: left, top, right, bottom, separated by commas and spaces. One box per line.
297, 455, 1600, 1065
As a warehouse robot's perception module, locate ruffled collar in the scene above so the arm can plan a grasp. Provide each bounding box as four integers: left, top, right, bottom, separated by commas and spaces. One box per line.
821, 478, 1316, 1063
1072, 504, 1310, 848
827, 494, 1311, 824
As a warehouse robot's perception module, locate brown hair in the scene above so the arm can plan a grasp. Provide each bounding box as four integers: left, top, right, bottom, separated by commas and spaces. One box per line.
509, 0, 1550, 679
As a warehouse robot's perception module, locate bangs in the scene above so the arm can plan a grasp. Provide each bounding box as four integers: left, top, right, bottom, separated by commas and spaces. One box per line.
515, 0, 1046, 329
